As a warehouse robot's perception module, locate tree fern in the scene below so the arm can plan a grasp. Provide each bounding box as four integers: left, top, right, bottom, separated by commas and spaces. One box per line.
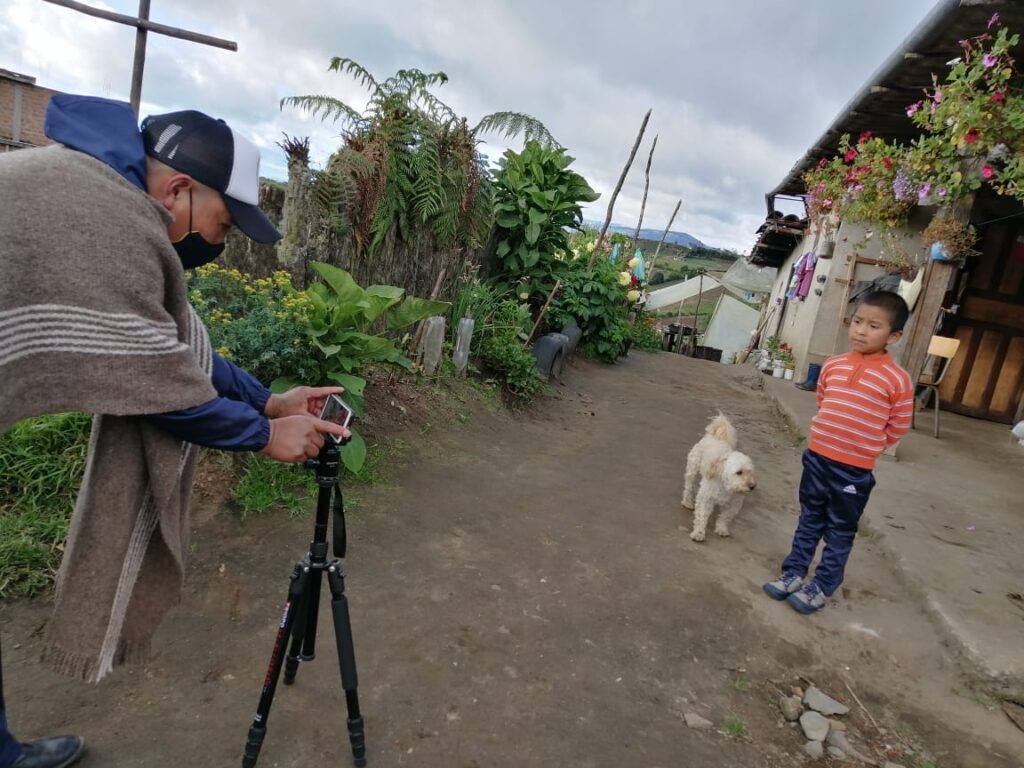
282, 58, 556, 258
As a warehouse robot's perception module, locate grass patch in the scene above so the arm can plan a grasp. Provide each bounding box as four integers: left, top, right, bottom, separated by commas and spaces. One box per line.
231, 437, 406, 516
723, 716, 747, 738
732, 676, 751, 692
0, 413, 92, 597
232, 455, 317, 517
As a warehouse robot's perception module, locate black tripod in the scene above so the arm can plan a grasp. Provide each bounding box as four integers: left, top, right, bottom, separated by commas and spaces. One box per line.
242, 439, 366, 767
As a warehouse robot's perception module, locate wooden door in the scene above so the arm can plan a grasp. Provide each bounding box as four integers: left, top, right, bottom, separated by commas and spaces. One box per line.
939, 219, 1024, 423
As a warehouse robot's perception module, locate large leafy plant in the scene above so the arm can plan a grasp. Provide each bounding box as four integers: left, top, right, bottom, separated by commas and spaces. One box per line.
283, 60, 557, 257
548, 257, 630, 363
493, 141, 599, 297
277, 262, 448, 472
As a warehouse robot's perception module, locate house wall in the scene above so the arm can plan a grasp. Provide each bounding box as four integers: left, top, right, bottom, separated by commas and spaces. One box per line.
762, 211, 932, 379
0, 72, 58, 152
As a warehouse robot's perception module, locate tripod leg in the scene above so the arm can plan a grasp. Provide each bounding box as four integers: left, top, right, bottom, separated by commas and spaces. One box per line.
326, 565, 366, 767
283, 566, 323, 684
242, 564, 310, 768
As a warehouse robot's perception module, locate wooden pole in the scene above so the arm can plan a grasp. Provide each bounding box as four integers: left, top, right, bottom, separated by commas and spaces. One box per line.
902, 192, 975, 388
41, 0, 237, 115
646, 198, 681, 280
589, 108, 652, 270
632, 135, 658, 243
691, 270, 705, 356
525, 279, 562, 348
129, 0, 151, 116
41, 0, 238, 50
413, 268, 447, 360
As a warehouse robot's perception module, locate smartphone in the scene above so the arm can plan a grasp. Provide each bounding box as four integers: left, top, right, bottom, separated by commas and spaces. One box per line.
320, 394, 354, 443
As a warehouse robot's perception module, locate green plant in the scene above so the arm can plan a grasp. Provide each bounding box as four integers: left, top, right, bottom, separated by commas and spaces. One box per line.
477, 335, 543, 404
922, 210, 979, 260
473, 299, 543, 403
804, 132, 915, 231
732, 676, 751, 692
232, 455, 315, 516
290, 262, 449, 472
0, 413, 92, 596
723, 717, 747, 738
629, 314, 663, 352
492, 141, 599, 298
450, 276, 509, 346
549, 257, 631, 363
283, 60, 557, 256
188, 265, 320, 386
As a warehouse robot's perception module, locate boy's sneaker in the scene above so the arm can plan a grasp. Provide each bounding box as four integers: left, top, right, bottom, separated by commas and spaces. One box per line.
786, 581, 827, 614
762, 572, 804, 600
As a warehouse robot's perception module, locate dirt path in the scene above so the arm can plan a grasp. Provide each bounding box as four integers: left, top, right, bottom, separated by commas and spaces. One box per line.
3, 352, 1022, 767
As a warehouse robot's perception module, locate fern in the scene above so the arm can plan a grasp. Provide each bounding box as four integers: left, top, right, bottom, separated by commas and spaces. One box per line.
282, 59, 556, 257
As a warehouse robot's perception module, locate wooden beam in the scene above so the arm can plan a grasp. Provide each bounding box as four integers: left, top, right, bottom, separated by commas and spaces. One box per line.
41, 0, 237, 50
901, 259, 958, 385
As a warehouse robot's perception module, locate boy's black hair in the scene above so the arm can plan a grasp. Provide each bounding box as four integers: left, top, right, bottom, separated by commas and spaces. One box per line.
856, 290, 910, 332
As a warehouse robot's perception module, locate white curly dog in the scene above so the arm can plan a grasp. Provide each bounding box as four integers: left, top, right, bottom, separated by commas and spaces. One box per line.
681, 413, 757, 542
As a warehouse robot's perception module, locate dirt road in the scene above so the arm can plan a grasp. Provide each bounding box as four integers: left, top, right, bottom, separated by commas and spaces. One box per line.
3, 352, 1022, 767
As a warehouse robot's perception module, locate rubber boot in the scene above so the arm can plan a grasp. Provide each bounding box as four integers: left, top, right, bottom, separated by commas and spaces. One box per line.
796, 363, 822, 391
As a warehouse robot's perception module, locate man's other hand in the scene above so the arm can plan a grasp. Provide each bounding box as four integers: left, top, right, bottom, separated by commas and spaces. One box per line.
261, 414, 350, 463
265, 386, 344, 419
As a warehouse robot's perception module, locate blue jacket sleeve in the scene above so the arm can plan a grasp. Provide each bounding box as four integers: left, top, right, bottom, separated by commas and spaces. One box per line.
145, 353, 272, 451
211, 352, 272, 413
147, 397, 271, 451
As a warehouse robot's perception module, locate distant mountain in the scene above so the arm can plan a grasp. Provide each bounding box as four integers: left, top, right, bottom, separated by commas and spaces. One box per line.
581, 218, 706, 249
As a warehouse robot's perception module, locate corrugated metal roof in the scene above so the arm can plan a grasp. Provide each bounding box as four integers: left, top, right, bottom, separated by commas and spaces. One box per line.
769, 0, 1024, 199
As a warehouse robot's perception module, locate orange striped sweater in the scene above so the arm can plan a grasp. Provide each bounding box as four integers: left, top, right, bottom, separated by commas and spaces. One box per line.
808, 350, 914, 470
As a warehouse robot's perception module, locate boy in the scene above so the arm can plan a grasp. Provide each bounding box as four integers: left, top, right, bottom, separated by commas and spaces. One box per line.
763, 291, 914, 614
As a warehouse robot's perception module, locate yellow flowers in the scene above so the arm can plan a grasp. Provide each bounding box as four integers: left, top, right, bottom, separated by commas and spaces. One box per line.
586, 241, 596, 253
618, 271, 631, 286
626, 289, 641, 302
519, 292, 529, 300
628, 256, 640, 268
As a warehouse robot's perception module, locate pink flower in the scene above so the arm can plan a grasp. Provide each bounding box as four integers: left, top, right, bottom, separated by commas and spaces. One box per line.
983, 54, 998, 68
818, 157, 828, 169
906, 101, 921, 117
844, 149, 858, 163
992, 91, 1006, 105
858, 131, 873, 144
937, 187, 947, 197
822, 198, 833, 208
882, 157, 893, 170
933, 89, 942, 104
964, 128, 980, 144
982, 164, 995, 179
988, 12, 1000, 29
918, 183, 932, 200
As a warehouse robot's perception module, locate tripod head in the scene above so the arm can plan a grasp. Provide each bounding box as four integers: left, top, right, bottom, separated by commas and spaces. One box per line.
301, 437, 351, 559
303, 436, 351, 487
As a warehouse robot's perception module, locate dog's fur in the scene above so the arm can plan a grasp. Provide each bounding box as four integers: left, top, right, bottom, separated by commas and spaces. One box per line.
681, 414, 757, 542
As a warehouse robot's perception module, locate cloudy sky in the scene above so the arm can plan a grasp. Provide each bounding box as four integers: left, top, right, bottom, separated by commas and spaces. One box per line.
2, 0, 941, 251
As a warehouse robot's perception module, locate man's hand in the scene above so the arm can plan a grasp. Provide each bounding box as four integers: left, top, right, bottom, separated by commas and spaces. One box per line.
261, 414, 351, 463
265, 386, 344, 420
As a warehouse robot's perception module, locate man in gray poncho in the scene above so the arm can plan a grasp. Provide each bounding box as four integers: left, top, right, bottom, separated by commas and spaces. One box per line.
0, 94, 349, 768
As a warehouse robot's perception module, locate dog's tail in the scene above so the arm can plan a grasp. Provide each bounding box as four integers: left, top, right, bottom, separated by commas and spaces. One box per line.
705, 412, 738, 447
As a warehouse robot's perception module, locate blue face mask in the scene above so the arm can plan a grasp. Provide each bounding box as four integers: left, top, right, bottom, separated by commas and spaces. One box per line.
172, 189, 225, 269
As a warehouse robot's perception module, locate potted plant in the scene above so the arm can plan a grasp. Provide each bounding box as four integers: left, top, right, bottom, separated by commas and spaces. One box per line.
922, 209, 979, 262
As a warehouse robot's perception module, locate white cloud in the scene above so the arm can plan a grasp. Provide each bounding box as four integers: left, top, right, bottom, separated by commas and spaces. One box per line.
2, 0, 939, 251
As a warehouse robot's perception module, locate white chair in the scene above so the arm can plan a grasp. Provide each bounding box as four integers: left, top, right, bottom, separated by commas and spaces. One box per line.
912, 335, 961, 438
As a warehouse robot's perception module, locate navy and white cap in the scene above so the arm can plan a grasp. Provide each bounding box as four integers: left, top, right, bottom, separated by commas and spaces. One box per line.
141, 110, 281, 243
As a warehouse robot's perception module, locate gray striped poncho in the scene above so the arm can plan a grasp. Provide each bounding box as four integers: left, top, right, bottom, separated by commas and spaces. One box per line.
0, 145, 217, 681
